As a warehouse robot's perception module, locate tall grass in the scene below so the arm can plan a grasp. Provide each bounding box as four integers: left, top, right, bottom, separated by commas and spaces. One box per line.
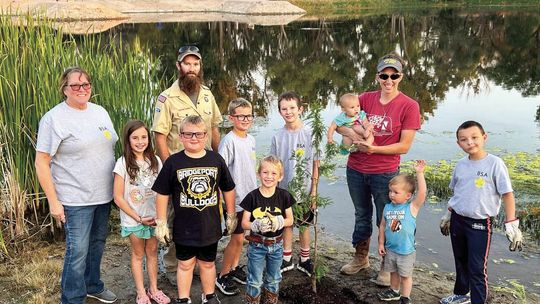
0, 14, 163, 255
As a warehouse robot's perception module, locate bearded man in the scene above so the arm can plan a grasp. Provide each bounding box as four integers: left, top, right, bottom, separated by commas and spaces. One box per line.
152, 45, 223, 286
153, 45, 222, 157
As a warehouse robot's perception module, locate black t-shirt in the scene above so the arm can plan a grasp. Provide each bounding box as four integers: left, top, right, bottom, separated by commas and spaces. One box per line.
152, 150, 235, 246
240, 188, 295, 237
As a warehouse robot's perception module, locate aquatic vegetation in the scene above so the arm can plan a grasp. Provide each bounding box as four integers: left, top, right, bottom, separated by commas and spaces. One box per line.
0, 13, 162, 254
493, 279, 527, 304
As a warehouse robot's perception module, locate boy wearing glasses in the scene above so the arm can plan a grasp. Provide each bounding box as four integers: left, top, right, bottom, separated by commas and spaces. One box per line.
215, 98, 258, 296
153, 115, 237, 304
327, 93, 374, 154
152, 45, 223, 286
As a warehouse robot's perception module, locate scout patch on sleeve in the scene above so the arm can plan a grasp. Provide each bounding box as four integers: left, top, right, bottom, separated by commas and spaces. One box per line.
158, 94, 167, 103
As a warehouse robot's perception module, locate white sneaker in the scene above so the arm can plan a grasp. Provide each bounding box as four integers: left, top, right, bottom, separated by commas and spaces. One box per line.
439, 294, 471, 304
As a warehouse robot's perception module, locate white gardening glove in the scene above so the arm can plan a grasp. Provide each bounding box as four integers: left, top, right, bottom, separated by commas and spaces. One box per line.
155, 219, 170, 245
251, 218, 264, 233
505, 219, 523, 252
440, 209, 451, 236
258, 216, 273, 234
225, 213, 238, 236
266, 212, 285, 232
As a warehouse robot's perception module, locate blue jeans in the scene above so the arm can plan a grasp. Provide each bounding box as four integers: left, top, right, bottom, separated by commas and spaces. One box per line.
346, 167, 398, 246
246, 241, 283, 298
61, 203, 111, 304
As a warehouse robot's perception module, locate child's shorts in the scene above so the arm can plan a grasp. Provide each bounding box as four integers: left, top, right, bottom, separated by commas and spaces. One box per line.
175, 242, 218, 262
121, 224, 155, 239
383, 250, 415, 277
295, 210, 315, 227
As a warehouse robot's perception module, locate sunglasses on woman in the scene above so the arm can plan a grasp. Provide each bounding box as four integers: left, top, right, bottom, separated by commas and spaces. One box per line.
378, 73, 402, 80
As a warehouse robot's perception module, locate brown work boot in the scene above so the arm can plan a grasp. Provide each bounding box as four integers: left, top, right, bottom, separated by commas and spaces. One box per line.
340, 237, 370, 275
261, 288, 278, 304
244, 293, 261, 304
370, 259, 391, 287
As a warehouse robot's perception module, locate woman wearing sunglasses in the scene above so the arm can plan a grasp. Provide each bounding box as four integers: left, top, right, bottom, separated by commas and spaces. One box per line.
338, 53, 421, 287
35, 67, 119, 304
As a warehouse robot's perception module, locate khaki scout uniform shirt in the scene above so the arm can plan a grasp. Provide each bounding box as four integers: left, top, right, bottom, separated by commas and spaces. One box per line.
152, 80, 223, 154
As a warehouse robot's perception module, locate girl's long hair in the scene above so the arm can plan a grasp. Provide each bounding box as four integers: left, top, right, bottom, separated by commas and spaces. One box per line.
122, 120, 159, 182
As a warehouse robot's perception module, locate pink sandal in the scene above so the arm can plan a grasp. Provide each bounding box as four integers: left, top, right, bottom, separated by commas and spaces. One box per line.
147, 290, 171, 304
136, 294, 151, 304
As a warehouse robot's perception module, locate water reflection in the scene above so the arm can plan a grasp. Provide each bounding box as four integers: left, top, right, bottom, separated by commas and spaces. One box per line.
103, 9, 540, 291
107, 9, 539, 121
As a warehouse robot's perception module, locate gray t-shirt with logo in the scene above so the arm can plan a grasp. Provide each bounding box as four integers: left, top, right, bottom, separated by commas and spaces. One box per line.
36, 101, 118, 206
270, 126, 316, 190
448, 153, 513, 219
218, 131, 257, 212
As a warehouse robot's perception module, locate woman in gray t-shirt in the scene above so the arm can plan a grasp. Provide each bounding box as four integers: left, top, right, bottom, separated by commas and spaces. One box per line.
35, 67, 118, 304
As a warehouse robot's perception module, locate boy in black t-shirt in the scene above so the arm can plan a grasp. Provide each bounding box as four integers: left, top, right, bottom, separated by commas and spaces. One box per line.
241, 155, 295, 304
153, 115, 237, 304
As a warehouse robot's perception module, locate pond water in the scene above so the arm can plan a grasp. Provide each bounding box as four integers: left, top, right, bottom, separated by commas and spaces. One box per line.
109, 8, 540, 292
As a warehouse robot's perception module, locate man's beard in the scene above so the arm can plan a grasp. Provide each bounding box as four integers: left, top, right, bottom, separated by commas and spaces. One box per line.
178, 70, 203, 95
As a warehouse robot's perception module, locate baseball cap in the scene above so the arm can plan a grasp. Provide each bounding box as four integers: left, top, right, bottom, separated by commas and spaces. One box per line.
376, 57, 403, 73
177, 45, 201, 62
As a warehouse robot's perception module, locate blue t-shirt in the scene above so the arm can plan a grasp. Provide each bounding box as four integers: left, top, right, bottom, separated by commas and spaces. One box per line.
333, 110, 366, 127
383, 202, 416, 255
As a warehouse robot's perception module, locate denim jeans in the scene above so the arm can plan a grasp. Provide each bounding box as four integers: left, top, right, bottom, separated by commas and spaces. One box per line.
246, 241, 283, 298
61, 203, 111, 304
346, 167, 398, 246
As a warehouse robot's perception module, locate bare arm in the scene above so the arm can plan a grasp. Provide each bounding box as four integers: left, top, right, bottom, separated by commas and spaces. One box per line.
241, 210, 252, 230
283, 207, 294, 227
502, 192, 516, 222
35, 151, 64, 223
222, 189, 236, 214
211, 126, 220, 152
154, 132, 170, 162
361, 118, 374, 145
410, 160, 427, 217
355, 129, 417, 155
156, 193, 169, 221
378, 217, 386, 256
327, 121, 338, 144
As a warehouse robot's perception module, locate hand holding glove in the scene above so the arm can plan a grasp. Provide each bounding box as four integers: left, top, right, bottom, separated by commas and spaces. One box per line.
505, 219, 523, 252
258, 216, 273, 233
155, 219, 170, 245
225, 213, 238, 236
251, 218, 264, 233
265, 212, 285, 232
440, 209, 451, 236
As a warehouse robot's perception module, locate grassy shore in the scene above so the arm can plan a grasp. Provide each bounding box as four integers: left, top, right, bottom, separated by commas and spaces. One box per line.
291, 0, 540, 16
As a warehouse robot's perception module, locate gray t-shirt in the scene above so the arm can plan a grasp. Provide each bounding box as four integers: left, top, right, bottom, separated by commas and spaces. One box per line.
448, 153, 513, 219
113, 156, 162, 227
270, 126, 316, 190
218, 131, 257, 212
36, 101, 118, 206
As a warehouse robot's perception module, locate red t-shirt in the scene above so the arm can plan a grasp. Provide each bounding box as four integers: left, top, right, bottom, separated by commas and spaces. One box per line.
347, 91, 421, 174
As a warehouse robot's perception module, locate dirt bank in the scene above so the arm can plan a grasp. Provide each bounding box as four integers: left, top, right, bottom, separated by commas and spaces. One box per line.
1, 231, 538, 303
91, 235, 540, 303
0, 0, 306, 33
